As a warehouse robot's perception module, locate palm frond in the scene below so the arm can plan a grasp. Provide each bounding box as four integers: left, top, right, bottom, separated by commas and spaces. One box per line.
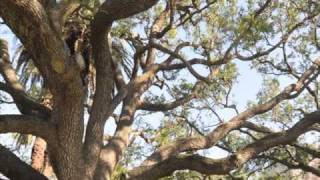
14, 46, 32, 73
12, 45, 42, 90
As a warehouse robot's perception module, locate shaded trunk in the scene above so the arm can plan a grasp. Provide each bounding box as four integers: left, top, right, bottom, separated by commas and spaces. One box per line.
49, 80, 86, 180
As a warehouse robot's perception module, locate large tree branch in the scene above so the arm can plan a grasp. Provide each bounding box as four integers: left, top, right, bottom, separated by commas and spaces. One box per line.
241, 121, 320, 159
94, 65, 160, 180
91, 9, 172, 170
94, 12, 170, 173
94, 98, 139, 179
83, 21, 114, 179
0, 144, 48, 180
140, 58, 320, 166
0, 115, 55, 141
92, 3, 166, 171
83, 1, 159, 178
93, 0, 159, 25
127, 111, 320, 179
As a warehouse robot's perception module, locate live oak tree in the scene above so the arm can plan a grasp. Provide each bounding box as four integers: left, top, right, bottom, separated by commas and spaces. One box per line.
0, 0, 320, 180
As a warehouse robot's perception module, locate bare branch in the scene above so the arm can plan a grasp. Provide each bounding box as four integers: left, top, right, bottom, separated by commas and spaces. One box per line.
151, 41, 210, 83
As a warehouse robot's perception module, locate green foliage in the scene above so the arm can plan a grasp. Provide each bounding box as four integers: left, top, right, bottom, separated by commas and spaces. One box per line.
111, 164, 127, 180
160, 170, 231, 180
160, 170, 203, 180
257, 78, 280, 104
154, 117, 189, 146
223, 131, 250, 151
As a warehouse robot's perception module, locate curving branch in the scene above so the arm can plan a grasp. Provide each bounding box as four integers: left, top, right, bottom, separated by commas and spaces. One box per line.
241, 121, 273, 134
92, 4, 169, 172
127, 110, 320, 179
151, 41, 210, 83
94, 98, 139, 179
0, 144, 48, 180
93, 0, 159, 25
241, 121, 320, 159
83, 18, 114, 180
93, 65, 161, 179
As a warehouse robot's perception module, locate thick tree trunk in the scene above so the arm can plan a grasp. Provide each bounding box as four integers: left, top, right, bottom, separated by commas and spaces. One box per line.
49, 82, 86, 180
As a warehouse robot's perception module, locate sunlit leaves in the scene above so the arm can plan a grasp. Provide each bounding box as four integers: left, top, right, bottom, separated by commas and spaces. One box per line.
154, 117, 188, 146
